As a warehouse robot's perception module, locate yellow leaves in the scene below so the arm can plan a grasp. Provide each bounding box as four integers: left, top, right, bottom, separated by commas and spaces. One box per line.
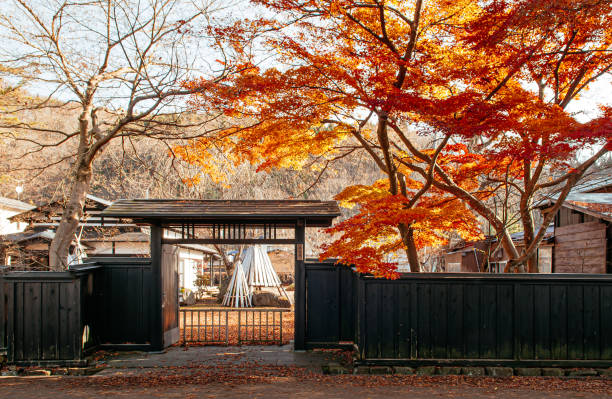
334, 181, 389, 208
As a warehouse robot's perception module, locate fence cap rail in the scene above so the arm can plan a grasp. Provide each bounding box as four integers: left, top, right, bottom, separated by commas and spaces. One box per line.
357, 271, 612, 281
2, 270, 77, 281
69, 263, 104, 274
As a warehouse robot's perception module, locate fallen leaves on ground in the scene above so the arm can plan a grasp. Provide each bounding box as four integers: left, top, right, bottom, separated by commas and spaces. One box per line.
62, 361, 612, 395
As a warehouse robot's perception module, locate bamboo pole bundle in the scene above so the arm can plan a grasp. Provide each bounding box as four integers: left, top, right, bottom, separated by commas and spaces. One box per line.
244, 245, 289, 301
222, 261, 252, 308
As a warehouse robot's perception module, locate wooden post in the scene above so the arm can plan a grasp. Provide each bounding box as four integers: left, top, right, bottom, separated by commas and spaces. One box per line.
150, 223, 163, 351
294, 218, 306, 350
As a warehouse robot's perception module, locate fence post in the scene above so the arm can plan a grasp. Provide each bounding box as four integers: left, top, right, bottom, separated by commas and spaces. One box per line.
279, 311, 283, 346
225, 311, 228, 346
237, 311, 241, 344
182, 310, 186, 344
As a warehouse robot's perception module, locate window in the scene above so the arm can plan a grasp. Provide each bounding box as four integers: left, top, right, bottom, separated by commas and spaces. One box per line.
446, 262, 461, 272
179, 259, 185, 288
488, 262, 506, 273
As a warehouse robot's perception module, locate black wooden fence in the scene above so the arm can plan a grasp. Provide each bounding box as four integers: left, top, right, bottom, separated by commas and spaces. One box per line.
353, 273, 612, 367
0, 265, 100, 366
0, 258, 153, 365
0, 267, 7, 357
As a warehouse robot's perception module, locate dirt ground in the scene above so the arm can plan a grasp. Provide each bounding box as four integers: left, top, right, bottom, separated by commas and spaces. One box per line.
1, 345, 610, 398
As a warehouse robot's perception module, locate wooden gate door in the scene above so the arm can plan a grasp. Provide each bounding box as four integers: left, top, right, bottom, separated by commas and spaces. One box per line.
161, 245, 180, 347
304, 261, 355, 348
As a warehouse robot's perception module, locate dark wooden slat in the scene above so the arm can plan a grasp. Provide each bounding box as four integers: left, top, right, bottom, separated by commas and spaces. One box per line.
479, 285, 496, 358
58, 281, 76, 360
380, 283, 395, 358
447, 283, 464, 359
518, 284, 534, 359
464, 284, 479, 359
550, 285, 568, 360
41, 283, 59, 360
496, 284, 514, 359
397, 283, 411, 359
0, 277, 5, 353
534, 285, 551, 360
583, 285, 600, 359
14, 282, 24, 361
601, 286, 612, 360
567, 285, 584, 360
416, 284, 432, 358
24, 282, 41, 360
365, 283, 380, 358
431, 284, 448, 358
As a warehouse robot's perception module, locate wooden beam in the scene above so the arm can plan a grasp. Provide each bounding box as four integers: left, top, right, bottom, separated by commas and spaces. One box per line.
294, 218, 306, 350
150, 224, 163, 351
161, 238, 296, 245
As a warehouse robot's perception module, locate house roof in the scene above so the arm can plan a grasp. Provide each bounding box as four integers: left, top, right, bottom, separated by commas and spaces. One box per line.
446, 225, 555, 254
82, 231, 150, 243
9, 194, 112, 223
176, 243, 220, 256
101, 199, 341, 227
509, 224, 555, 242
561, 192, 612, 222
1, 229, 55, 243
574, 168, 612, 193
0, 197, 35, 212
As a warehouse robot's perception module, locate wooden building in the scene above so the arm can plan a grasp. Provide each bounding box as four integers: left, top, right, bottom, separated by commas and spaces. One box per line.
444, 171, 611, 274
444, 227, 555, 273
1, 195, 220, 277
548, 192, 611, 274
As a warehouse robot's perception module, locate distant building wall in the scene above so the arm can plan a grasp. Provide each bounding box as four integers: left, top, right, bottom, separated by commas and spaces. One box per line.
0, 208, 28, 235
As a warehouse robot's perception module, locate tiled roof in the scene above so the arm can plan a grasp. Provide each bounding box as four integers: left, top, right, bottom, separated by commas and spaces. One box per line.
0, 197, 35, 212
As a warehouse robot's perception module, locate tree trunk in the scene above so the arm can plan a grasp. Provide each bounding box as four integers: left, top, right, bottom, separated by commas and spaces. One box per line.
399, 224, 420, 272
48, 161, 93, 269
522, 212, 539, 273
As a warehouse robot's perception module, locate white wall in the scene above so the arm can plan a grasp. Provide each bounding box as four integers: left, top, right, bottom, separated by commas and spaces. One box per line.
86, 241, 150, 255
178, 248, 206, 292
0, 208, 28, 235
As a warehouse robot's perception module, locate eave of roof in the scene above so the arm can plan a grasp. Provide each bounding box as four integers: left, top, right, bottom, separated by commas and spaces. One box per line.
101, 199, 342, 227
0, 197, 35, 212
538, 192, 612, 222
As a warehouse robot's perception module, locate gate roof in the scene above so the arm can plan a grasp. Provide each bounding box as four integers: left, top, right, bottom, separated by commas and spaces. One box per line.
101, 199, 341, 227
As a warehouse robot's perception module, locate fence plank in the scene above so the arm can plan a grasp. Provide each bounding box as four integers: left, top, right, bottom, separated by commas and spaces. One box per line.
601, 286, 612, 359
583, 285, 601, 359
496, 284, 514, 359
464, 284, 479, 359
550, 285, 568, 360
41, 283, 59, 360
431, 284, 448, 358
479, 285, 496, 359
416, 283, 432, 358
447, 283, 464, 359
0, 276, 4, 354
567, 285, 584, 360
534, 285, 551, 360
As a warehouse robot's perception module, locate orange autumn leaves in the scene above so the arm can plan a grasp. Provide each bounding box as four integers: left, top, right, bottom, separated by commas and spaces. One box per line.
320, 177, 483, 279
174, 0, 612, 276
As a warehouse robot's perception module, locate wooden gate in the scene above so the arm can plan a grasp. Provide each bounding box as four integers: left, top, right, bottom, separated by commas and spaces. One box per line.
179, 308, 289, 345
161, 245, 180, 347
304, 261, 355, 348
